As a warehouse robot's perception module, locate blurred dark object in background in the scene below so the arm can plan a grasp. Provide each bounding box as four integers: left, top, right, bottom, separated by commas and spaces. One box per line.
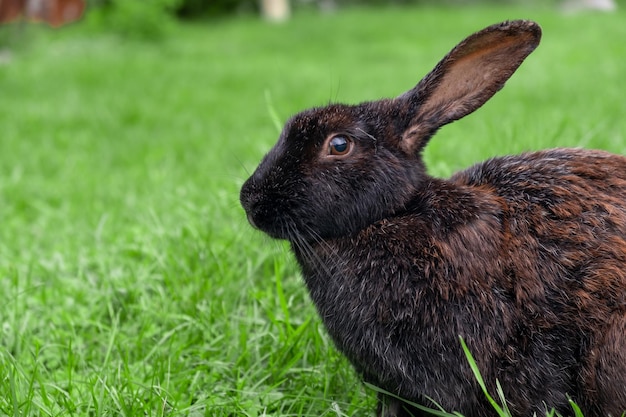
0, 0, 85, 27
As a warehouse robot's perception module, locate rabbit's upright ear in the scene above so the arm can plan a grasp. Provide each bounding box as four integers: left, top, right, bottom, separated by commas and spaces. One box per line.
398, 20, 541, 154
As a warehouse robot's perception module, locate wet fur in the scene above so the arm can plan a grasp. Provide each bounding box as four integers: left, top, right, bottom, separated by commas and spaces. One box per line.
240, 21, 626, 417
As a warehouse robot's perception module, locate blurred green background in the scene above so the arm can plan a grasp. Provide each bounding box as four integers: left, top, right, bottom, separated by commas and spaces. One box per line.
0, 1, 624, 416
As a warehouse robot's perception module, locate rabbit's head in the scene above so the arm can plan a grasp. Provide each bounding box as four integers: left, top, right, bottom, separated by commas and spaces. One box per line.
241, 20, 541, 242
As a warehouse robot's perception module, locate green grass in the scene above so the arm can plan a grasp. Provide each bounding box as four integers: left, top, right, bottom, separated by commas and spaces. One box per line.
1, 5, 625, 416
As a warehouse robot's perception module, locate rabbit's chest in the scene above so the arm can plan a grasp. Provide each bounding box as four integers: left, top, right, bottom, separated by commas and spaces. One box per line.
295, 233, 501, 376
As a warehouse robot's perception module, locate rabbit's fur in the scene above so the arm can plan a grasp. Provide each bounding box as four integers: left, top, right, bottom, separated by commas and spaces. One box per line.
240, 20, 626, 417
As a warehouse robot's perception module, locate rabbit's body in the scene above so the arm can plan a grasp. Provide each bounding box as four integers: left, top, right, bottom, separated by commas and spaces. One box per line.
241, 21, 626, 416
295, 148, 626, 416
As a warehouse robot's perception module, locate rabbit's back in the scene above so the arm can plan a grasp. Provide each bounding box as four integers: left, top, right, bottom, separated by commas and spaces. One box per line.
453, 147, 626, 415
455, 147, 626, 309
451, 147, 626, 333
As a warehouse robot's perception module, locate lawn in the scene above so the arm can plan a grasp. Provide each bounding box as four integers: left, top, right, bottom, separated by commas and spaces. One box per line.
0, 4, 625, 416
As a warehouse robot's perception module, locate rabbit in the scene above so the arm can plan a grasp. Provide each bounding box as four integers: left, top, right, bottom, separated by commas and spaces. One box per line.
240, 20, 626, 417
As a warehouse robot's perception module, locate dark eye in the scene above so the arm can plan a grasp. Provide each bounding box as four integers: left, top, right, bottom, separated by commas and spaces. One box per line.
328, 135, 352, 156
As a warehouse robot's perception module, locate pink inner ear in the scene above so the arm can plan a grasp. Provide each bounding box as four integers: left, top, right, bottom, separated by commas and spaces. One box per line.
400, 23, 540, 155
419, 34, 533, 123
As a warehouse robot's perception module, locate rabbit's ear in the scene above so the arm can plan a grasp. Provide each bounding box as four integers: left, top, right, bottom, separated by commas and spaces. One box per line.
398, 20, 541, 154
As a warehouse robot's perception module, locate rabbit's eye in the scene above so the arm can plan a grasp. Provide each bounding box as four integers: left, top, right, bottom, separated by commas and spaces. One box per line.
328, 136, 352, 156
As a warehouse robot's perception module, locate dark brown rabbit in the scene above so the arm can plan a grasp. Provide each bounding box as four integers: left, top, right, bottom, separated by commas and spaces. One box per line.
240, 20, 626, 417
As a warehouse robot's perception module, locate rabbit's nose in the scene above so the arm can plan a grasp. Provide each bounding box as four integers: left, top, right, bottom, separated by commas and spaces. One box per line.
240, 180, 264, 230
240, 192, 258, 217
240, 178, 258, 209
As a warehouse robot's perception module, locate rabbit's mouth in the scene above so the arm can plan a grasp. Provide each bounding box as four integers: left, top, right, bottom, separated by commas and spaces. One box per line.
245, 208, 308, 242
242, 194, 327, 242
245, 212, 259, 230
240, 187, 295, 240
